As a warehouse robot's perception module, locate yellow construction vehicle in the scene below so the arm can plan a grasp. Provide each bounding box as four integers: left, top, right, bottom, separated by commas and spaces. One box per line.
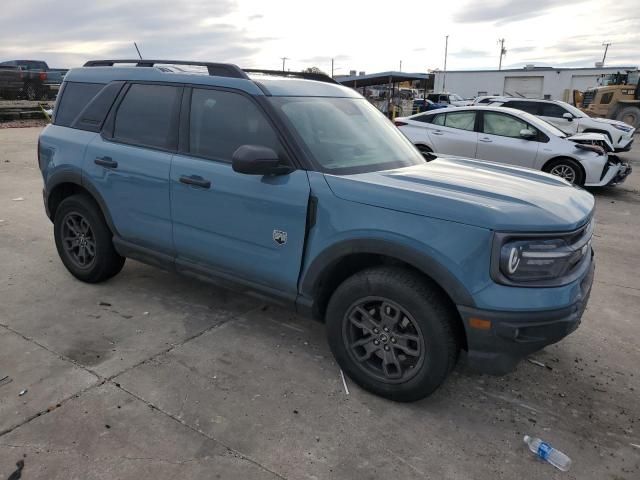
576, 70, 640, 128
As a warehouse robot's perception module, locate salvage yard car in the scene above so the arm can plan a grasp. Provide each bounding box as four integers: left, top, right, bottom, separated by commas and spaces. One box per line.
395, 105, 631, 186
39, 60, 595, 401
0, 59, 67, 100
488, 97, 636, 152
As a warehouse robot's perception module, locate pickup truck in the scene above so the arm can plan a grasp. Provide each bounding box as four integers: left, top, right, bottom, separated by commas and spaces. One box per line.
0, 60, 67, 100
39, 60, 596, 402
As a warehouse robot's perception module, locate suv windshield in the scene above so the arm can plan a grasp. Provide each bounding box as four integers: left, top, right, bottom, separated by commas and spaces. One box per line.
269, 97, 425, 174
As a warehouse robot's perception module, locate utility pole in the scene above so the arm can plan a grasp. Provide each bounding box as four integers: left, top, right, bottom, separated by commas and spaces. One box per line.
399, 60, 402, 72
331, 58, 334, 78
602, 41, 612, 66
280, 57, 289, 72
498, 38, 506, 70
443, 35, 449, 92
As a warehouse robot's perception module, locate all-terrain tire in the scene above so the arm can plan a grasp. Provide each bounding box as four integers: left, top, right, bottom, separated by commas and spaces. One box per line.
326, 266, 460, 402
616, 106, 640, 129
53, 194, 125, 283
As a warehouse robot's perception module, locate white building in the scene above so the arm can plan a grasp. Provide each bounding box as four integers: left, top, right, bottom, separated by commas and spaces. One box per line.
432, 65, 637, 101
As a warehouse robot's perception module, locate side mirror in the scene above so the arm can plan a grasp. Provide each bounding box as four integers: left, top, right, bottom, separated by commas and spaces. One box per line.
232, 145, 292, 176
562, 112, 574, 121
519, 129, 537, 139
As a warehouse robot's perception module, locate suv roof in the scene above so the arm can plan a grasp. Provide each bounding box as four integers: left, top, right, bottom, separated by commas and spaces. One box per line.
65, 59, 358, 98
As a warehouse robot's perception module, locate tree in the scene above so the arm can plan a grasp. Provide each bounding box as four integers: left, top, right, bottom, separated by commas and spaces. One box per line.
302, 66, 327, 75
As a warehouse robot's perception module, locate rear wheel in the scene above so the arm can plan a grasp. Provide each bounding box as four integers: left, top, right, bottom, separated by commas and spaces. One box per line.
24, 82, 38, 101
326, 266, 460, 402
54, 194, 125, 283
616, 106, 640, 129
543, 158, 585, 186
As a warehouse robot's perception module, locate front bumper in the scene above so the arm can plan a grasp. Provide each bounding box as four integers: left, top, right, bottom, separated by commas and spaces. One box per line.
586, 157, 632, 187
458, 254, 595, 375
615, 135, 634, 152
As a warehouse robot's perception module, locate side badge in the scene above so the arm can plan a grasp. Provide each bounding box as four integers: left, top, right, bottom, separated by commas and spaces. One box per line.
273, 230, 287, 246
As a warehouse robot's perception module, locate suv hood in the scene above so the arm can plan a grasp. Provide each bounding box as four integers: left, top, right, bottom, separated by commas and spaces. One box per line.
588, 116, 635, 131
324, 156, 594, 232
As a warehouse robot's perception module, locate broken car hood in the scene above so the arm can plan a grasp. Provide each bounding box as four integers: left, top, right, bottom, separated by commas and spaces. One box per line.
324, 156, 594, 232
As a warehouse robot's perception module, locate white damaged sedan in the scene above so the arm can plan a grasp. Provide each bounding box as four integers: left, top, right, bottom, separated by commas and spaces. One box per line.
395, 106, 631, 187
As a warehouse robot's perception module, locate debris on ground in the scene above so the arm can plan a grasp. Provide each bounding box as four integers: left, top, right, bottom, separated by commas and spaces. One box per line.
18, 389, 27, 396
143, 311, 150, 315
7, 459, 24, 480
340, 369, 350, 395
527, 358, 553, 370
0, 375, 11, 387
11, 197, 24, 201
98, 301, 112, 307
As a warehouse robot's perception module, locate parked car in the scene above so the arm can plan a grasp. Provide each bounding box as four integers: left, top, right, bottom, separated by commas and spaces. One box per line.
395, 105, 631, 186
489, 97, 635, 152
472, 95, 501, 105
40, 60, 595, 402
0, 60, 67, 100
427, 92, 473, 106
412, 98, 447, 114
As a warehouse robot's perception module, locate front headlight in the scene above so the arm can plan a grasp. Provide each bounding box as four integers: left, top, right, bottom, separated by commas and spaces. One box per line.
492, 222, 593, 286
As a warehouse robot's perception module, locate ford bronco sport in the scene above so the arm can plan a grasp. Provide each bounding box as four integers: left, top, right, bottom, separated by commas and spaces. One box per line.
39, 60, 595, 402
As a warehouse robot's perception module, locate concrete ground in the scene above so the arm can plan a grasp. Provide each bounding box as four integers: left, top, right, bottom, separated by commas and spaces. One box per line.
1, 127, 639, 479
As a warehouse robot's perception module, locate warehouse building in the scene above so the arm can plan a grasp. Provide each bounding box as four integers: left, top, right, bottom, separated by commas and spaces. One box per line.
432, 65, 637, 101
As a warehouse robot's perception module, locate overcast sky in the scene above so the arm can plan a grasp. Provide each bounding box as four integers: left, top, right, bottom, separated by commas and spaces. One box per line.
1, 0, 638, 73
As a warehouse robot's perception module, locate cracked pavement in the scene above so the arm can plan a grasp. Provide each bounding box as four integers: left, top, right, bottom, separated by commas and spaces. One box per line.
1, 128, 639, 479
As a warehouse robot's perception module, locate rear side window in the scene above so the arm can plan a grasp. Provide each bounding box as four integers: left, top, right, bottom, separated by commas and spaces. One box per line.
503, 100, 540, 115
432, 113, 445, 126
55, 82, 103, 127
540, 103, 568, 118
443, 111, 476, 131
113, 84, 180, 149
189, 88, 282, 162
412, 113, 434, 123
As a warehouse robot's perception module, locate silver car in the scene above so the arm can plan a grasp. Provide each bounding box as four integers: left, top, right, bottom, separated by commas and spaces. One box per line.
395, 106, 631, 186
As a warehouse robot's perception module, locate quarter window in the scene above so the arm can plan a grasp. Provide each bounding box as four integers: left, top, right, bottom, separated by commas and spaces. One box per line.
482, 112, 533, 138
189, 88, 282, 162
432, 113, 445, 126
55, 82, 103, 127
113, 84, 179, 149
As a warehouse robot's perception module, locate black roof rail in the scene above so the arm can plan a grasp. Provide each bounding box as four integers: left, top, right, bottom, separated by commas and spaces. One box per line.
83, 60, 249, 79
243, 69, 339, 84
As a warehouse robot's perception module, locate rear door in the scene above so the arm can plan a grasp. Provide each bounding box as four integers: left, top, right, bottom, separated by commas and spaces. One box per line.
426, 110, 478, 157
170, 87, 310, 295
84, 83, 180, 254
475, 111, 540, 168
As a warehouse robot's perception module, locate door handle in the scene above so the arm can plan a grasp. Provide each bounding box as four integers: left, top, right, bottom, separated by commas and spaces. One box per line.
431, 130, 444, 135
179, 175, 211, 189
479, 137, 493, 143
94, 156, 118, 168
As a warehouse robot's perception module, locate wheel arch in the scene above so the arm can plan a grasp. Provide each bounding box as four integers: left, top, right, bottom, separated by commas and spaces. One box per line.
542, 156, 586, 184
299, 238, 473, 347
46, 174, 118, 235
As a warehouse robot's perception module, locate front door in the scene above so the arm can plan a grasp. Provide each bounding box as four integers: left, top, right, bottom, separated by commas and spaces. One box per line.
475, 111, 540, 168
84, 83, 181, 254
170, 87, 310, 295
538, 102, 579, 134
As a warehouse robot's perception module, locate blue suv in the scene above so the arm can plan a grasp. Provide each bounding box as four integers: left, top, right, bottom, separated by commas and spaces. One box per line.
39, 60, 595, 401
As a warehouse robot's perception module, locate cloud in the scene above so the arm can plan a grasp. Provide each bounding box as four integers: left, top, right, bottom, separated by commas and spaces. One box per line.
453, 0, 587, 25
248, 14, 263, 20
451, 48, 492, 58
0, 0, 272, 67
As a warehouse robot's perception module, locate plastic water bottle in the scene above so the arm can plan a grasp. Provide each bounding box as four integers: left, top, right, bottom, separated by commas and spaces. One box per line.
524, 435, 572, 471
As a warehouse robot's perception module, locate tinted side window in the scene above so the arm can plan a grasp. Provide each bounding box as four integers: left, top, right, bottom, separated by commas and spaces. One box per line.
55, 82, 104, 127
71, 81, 124, 132
540, 103, 568, 118
503, 100, 539, 115
432, 113, 445, 126
189, 88, 282, 162
444, 111, 476, 131
114, 84, 179, 149
412, 113, 434, 123
482, 112, 532, 138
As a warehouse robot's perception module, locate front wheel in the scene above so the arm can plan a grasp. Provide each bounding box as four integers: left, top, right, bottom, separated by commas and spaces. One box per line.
326, 267, 460, 402
616, 106, 640, 129
543, 158, 585, 186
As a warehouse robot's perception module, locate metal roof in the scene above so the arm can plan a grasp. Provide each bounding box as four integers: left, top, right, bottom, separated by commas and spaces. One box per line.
336, 71, 431, 87
432, 65, 637, 74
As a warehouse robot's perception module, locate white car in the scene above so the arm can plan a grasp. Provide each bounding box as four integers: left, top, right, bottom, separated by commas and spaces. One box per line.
395, 106, 632, 187
488, 97, 636, 152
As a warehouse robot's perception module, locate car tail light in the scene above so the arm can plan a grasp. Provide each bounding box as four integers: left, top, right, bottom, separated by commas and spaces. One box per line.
394, 121, 408, 126
39, 71, 47, 81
